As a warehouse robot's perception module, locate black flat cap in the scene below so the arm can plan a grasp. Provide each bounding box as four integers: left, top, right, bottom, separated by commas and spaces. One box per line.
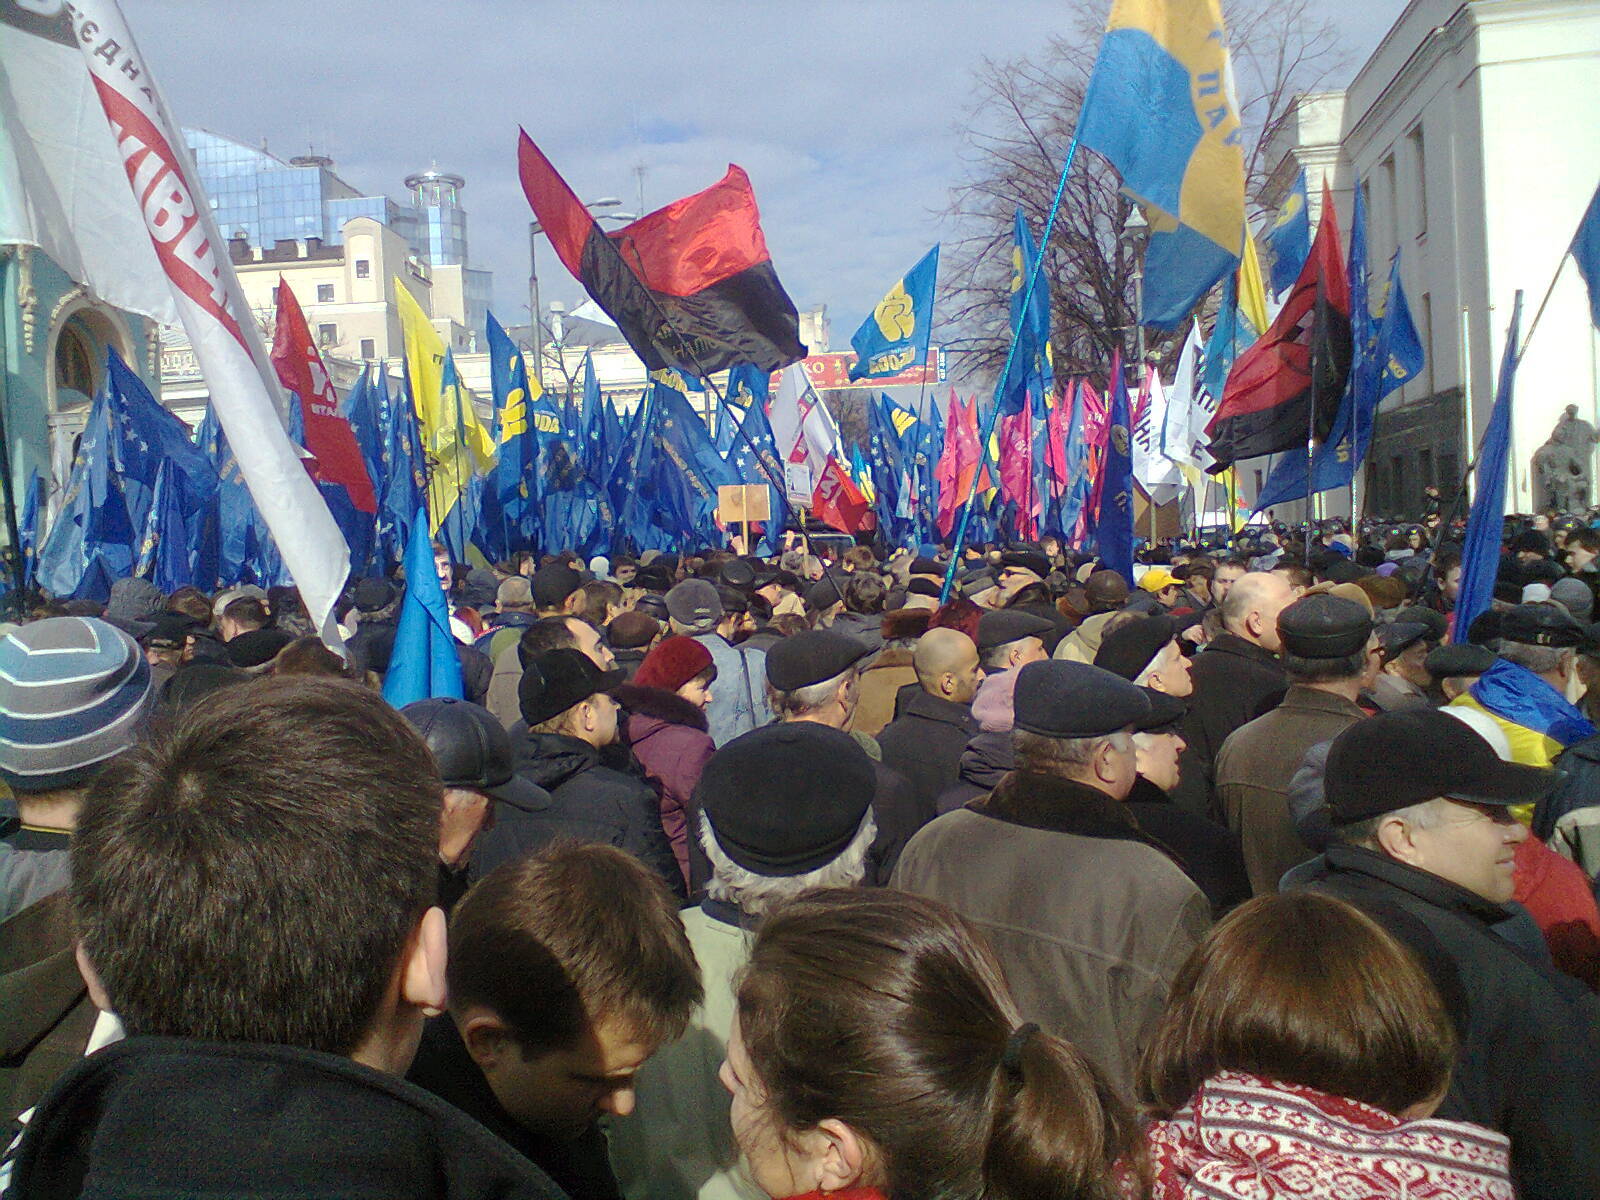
766, 629, 873, 692
958, 570, 998, 599
1000, 549, 1050, 579
401, 698, 546, 809
1500, 603, 1584, 648
1393, 605, 1448, 644
1325, 707, 1557, 824
140, 611, 202, 650
696, 723, 875, 875
531, 562, 583, 608
1094, 614, 1176, 681
353, 577, 397, 613
720, 559, 757, 589
1466, 609, 1503, 646
1139, 687, 1187, 734
976, 609, 1055, 653
1424, 643, 1495, 678
519, 648, 625, 726
1277, 595, 1374, 659
805, 576, 844, 612
223, 628, 295, 669
1013, 660, 1153, 739
906, 578, 943, 598
1377, 621, 1430, 663
909, 556, 942, 576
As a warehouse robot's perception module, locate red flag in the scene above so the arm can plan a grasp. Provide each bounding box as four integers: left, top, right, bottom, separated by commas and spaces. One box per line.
1046, 380, 1073, 497
813, 456, 874, 535
999, 407, 1036, 539
269, 279, 377, 513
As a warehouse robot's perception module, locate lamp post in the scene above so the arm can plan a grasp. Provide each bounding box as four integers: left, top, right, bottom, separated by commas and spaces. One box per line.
1119, 207, 1153, 543
528, 196, 624, 386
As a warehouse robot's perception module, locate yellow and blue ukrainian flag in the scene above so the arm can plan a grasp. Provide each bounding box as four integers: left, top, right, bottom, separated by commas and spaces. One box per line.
849, 245, 940, 381
1078, 0, 1245, 330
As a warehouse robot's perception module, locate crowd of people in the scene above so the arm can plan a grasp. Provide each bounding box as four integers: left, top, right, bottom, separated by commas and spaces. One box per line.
2, 511, 1599, 1199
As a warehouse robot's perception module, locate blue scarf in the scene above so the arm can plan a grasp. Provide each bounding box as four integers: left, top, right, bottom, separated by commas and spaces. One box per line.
1469, 658, 1597, 747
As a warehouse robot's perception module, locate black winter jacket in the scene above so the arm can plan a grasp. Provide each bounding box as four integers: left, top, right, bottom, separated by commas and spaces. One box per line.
504, 731, 683, 896
878, 691, 978, 824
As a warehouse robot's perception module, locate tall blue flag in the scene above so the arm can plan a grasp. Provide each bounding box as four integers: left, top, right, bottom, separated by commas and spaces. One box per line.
486, 315, 539, 556
1454, 294, 1523, 641
725, 394, 789, 555
1267, 170, 1312, 296
915, 397, 944, 545
999, 212, 1052, 417
134, 461, 195, 594
849, 245, 939, 381
643, 384, 739, 547
383, 507, 465, 706
1077, 0, 1245, 329
1574, 180, 1600, 331
1095, 357, 1135, 583
384, 362, 429, 559
17, 469, 41, 592
36, 393, 133, 597
103, 348, 216, 543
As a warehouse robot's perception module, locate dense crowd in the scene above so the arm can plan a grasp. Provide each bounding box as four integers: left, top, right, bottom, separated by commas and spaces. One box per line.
2, 512, 1599, 1199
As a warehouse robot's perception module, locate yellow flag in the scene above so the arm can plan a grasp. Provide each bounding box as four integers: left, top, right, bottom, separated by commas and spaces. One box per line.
1236, 233, 1269, 340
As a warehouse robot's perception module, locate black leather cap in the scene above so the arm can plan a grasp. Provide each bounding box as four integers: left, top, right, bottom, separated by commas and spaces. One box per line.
1013, 660, 1154, 739
1500, 603, 1584, 648
519, 648, 625, 726
999, 549, 1050, 579
1277, 595, 1374, 659
1377, 621, 1430, 663
1423, 643, 1495, 679
401, 697, 546, 810
766, 630, 873, 692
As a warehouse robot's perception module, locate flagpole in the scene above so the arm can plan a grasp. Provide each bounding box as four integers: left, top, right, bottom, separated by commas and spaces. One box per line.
0, 311, 25, 617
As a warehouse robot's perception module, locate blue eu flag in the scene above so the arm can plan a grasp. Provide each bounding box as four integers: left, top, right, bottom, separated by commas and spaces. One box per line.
1095, 357, 1136, 585
849, 246, 939, 381
1454, 295, 1522, 640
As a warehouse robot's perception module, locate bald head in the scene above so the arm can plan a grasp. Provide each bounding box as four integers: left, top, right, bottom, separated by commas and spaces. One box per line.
914, 627, 983, 705
1219, 571, 1295, 653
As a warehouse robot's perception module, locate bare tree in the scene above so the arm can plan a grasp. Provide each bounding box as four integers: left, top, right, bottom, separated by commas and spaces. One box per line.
941, 0, 1344, 391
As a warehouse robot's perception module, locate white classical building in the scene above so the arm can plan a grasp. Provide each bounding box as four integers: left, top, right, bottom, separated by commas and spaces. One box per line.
1254, 0, 1600, 520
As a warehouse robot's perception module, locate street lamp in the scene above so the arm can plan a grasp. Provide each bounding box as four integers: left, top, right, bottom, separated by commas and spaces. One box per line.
1119, 207, 1150, 388
528, 197, 627, 386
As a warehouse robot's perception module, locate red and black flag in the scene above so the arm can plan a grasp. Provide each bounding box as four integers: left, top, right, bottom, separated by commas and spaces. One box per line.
1206, 182, 1351, 471
518, 131, 807, 375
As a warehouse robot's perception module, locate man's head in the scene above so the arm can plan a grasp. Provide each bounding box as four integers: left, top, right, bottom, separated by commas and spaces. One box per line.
71, 678, 446, 1073
1211, 559, 1248, 607
1424, 643, 1494, 702
1496, 603, 1584, 689
765, 630, 873, 728
1378, 622, 1432, 691
496, 576, 535, 614
520, 649, 626, 748
516, 615, 615, 672
447, 844, 701, 1139
0, 617, 156, 829
1276, 595, 1380, 688
1010, 660, 1161, 801
1094, 614, 1192, 698
1567, 528, 1600, 573
432, 542, 455, 597
1326, 708, 1554, 904
696, 722, 878, 917
219, 595, 269, 642
1137, 567, 1183, 609
1219, 571, 1296, 652
912, 627, 983, 705
996, 550, 1049, 603
665, 579, 723, 636
1083, 569, 1130, 614
531, 562, 584, 615
974, 609, 1053, 673
1132, 691, 1188, 793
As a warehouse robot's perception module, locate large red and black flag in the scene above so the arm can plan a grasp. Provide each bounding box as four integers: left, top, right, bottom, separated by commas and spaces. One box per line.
1205, 182, 1351, 471
518, 131, 807, 375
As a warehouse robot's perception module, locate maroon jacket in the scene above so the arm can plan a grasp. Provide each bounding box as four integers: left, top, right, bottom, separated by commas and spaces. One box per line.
620, 684, 715, 889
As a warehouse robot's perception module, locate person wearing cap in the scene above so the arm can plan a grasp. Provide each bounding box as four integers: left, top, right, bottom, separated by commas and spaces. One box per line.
1425, 642, 1494, 702
609, 722, 880, 1200
876, 628, 983, 818
1133, 567, 1183, 612
1093, 614, 1193, 699
0, 617, 157, 1125
754, 569, 804, 618
617, 636, 719, 889
974, 608, 1052, 676
606, 610, 662, 681
1368, 621, 1433, 712
529, 561, 585, 618
1214, 595, 1380, 895
892, 660, 1210, 1099
473, 576, 539, 664
1052, 569, 1134, 663
486, 614, 616, 731
409, 843, 701, 1200
1296, 709, 1600, 1200
665, 579, 771, 748
1178, 572, 1295, 821
511, 649, 681, 897
1449, 603, 1595, 773
400, 697, 553, 905
995, 549, 1049, 604
743, 630, 924, 886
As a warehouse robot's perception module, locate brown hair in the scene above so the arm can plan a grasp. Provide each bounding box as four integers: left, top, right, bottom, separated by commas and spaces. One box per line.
272, 635, 360, 680
736, 888, 1146, 1200
1139, 892, 1456, 1119
221, 595, 269, 630
165, 586, 214, 626
448, 842, 702, 1055
71, 678, 440, 1055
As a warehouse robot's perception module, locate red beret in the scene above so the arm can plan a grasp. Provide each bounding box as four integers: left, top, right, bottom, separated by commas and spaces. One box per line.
635, 635, 714, 693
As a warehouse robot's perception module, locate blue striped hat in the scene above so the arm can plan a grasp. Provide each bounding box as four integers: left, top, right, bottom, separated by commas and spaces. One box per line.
0, 617, 154, 793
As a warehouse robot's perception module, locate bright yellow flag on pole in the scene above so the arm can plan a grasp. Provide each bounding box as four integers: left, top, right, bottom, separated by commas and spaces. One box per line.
1236, 233, 1269, 340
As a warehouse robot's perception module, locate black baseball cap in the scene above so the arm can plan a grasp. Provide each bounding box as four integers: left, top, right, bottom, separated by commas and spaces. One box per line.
1324, 708, 1557, 824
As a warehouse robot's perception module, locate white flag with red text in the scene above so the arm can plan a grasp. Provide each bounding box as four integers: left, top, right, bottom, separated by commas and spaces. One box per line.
769, 363, 872, 533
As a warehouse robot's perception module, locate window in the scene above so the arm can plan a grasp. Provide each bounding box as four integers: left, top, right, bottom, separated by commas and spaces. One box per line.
1420, 292, 1434, 394
360, 338, 375, 360
317, 323, 337, 346
270, 286, 280, 306
1418, 447, 1433, 488
1391, 455, 1407, 513
1407, 124, 1427, 236
1379, 154, 1398, 257
355, 259, 370, 279
316, 283, 335, 302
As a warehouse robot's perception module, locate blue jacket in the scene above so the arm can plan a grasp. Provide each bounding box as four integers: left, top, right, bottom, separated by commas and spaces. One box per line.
692, 633, 771, 748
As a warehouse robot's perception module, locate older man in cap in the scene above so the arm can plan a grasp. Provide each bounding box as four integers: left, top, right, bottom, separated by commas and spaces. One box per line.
893, 660, 1211, 1099
612, 723, 879, 1199
1368, 621, 1433, 711
1298, 709, 1600, 1200
664, 579, 770, 748
1449, 603, 1593, 770
1215, 594, 1380, 894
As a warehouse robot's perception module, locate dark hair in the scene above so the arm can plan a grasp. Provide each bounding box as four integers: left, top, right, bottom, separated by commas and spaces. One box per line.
929, 597, 981, 642
736, 889, 1145, 1200
165, 586, 214, 626
1280, 643, 1371, 684
448, 842, 701, 1055
576, 579, 623, 628
222, 596, 269, 630
1570, 528, 1600, 555
768, 613, 810, 638
517, 615, 581, 668
1139, 892, 1455, 1119
272, 635, 360, 680
843, 545, 877, 573
843, 573, 886, 615
71, 678, 440, 1054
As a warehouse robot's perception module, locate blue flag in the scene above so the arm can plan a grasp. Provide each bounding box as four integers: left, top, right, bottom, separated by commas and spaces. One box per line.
641, 384, 738, 547
1268, 170, 1312, 296
17, 470, 41, 592
868, 395, 913, 547
1454, 295, 1522, 640
725, 394, 789, 555
1095, 357, 1136, 584
1574, 180, 1600, 331
485, 315, 539, 557
435, 352, 482, 566
383, 507, 465, 706
383, 362, 429, 559
998, 212, 1052, 418
134, 460, 196, 594
1202, 271, 1245, 401
1078, 0, 1245, 329
849, 245, 939, 381
36, 394, 132, 597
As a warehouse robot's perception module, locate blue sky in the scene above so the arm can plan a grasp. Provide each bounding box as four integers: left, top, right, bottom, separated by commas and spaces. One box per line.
140, 0, 1405, 345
